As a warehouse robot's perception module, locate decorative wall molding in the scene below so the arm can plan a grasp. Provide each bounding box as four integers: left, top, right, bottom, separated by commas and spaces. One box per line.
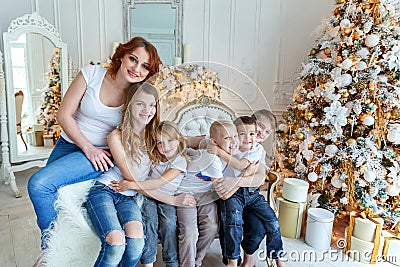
7, 12, 62, 41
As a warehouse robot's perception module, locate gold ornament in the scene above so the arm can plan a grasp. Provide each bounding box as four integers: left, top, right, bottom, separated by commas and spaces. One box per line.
324, 48, 331, 55
282, 111, 290, 120
287, 157, 296, 164
317, 74, 330, 83
318, 125, 330, 135
352, 31, 361, 40
296, 132, 305, 140
344, 28, 352, 35
355, 79, 368, 92
310, 48, 318, 55
392, 108, 400, 119
386, 71, 396, 82
337, 0, 345, 3
347, 138, 357, 146
304, 112, 314, 121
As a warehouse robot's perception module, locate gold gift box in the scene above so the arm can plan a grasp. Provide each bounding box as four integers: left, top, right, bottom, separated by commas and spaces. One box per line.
382, 230, 400, 266
346, 215, 383, 264
276, 197, 306, 239
32, 131, 44, 146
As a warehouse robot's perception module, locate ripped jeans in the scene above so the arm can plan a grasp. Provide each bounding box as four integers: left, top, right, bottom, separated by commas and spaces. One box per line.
86, 182, 145, 267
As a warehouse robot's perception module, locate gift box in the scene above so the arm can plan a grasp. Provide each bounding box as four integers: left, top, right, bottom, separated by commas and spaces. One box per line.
382, 230, 400, 266
33, 123, 44, 132
43, 134, 54, 147
281, 178, 309, 203
32, 131, 44, 146
277, 197, 306, 238
346, 215, 383, 264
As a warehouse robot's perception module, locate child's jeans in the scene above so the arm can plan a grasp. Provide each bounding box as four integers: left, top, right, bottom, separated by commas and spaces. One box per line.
141, 197, 179, 267
86, 182, 144, 267
218, 188, 284, 260
177, 200, 218, 267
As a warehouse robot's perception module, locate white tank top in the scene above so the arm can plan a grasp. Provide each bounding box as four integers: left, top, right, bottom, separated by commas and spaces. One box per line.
60, 65, 123, 148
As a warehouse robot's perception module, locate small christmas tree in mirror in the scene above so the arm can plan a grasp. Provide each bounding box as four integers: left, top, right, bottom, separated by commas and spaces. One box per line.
36, 47, 62, 142
276, 0, 400, 228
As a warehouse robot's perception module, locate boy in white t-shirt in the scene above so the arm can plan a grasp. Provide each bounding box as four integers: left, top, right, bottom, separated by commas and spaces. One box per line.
208, 116, 284, 267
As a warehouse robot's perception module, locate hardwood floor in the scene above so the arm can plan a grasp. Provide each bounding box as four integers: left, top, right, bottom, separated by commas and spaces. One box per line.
0, 168, 397, 267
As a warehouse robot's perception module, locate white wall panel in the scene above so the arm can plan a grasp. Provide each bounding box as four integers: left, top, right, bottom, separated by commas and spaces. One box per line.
275, 0, 335, 108
182, 0, 205, 61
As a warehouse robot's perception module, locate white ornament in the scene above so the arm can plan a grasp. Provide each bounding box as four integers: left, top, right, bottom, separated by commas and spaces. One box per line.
363, 115, 375, 126
363, 20, 373, 33
337, 74, 352, 87
365, 34, 379, 47
357, 61, 367, 70
341, 58, 353, 69
356, 48, 369, 59
332, 176, 343, 188
308, 172, 319, 182
387, 124, 400, 144
387, 184, 400, 196
340, 19, 351, 28
340, 197, 349, 205
325, 144, 339, 156
364, 171, 376, 182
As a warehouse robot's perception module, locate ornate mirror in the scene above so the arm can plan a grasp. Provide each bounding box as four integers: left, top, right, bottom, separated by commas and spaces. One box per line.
123, 0, 183, 65
0, 12, 67, 197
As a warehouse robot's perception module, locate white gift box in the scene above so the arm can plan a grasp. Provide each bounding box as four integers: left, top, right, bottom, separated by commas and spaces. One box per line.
282, 178, 309, 203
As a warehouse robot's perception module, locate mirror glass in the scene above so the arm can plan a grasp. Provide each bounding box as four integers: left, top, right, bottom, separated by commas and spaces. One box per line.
3, 12, 68, 163
124, 0, 182, 65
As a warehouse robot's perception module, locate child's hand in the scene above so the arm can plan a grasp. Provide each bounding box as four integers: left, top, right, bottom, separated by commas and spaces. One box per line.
174, 193, 196, 207
242, 161, 259, 177
207, 143, 219, 155
109, 180, 131, 192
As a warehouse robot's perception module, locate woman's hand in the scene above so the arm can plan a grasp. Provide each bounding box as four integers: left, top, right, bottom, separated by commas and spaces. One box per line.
174, 193, 196, 207
83, 145, 114, 172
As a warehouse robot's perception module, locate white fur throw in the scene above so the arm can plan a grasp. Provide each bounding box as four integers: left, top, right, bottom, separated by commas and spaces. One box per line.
42, 179, 100, 266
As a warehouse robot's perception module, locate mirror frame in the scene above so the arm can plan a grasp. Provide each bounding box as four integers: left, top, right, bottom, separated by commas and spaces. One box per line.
123, 0, 183, 59
2, 12, 68, 163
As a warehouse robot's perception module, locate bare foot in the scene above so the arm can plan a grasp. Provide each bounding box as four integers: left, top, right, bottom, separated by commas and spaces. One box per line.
275, 259, 285, 267
32, 252, 44, 267
241, 253, 255, 267
226, 259, 238, 267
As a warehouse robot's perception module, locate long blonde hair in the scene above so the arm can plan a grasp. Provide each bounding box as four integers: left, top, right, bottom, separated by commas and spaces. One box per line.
120, 82, 160, 164
149, 121, 189, 163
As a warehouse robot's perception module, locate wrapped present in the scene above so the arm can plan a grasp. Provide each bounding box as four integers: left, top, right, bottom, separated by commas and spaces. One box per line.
277, 197, 306, 238
43, 134, 54, 147
382, 230, 400, 266
346, 214, 383, 264
32, 131, 44, 146
353, 217, 384, 242
33, 123, 44, 131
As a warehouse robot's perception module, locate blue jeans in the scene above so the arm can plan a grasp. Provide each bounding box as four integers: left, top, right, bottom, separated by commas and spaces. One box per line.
86, 182, 144, 267
28, 137, 103, 247
218, 188, 284, 260
141, 197, 179, 267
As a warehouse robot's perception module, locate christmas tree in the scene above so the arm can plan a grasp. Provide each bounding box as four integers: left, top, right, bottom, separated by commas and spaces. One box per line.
276, 0, 400, 228
36, 48, 62, 136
